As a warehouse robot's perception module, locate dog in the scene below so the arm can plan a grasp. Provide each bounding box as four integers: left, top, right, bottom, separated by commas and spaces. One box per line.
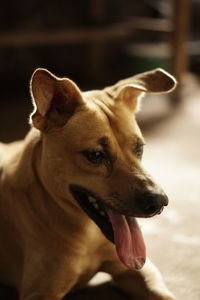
0, 68, 177, 300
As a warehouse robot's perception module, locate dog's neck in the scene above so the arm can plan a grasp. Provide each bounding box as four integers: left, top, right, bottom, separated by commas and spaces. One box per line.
2, 128, 41, 188
2, 128, 92, 240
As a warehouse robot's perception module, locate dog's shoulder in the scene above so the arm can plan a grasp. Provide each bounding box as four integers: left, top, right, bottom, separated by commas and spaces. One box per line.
0, 141, 23, 166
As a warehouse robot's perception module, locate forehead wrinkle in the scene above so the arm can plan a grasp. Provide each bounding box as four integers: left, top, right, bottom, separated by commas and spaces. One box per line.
94, 99, 115, 121
98, 136, 115, 161
84, 90, 115, 120
86, 91, 144, 153
104, 115, 145, 165
97, 136, 116, 177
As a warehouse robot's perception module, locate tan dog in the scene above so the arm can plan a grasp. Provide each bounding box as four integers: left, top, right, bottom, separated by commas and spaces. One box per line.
0, 68, 177, 300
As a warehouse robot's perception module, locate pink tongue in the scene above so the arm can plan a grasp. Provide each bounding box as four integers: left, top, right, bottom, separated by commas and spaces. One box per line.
106, 209, 146, 270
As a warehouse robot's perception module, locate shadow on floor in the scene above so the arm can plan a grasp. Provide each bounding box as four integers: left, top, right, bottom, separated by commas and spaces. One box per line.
0, 282, 130, 300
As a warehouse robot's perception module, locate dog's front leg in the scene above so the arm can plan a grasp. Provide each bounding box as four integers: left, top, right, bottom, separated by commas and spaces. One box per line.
20, 272, 77, 300
20, 275, 77, 300
102, 258, 176, 300
20, 251, 79, 300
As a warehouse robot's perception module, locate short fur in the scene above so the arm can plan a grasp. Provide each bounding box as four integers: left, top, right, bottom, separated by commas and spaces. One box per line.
0, 68, 177, 300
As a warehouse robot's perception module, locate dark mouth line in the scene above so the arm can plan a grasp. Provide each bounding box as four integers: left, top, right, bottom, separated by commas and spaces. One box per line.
87, 195, 107, 217
69, 184, 114, 243
69, 184, 162, 244
70, 185, 109, 218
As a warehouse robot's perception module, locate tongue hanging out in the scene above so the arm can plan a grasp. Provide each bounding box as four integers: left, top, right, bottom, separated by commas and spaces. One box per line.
106, 209, 146, 270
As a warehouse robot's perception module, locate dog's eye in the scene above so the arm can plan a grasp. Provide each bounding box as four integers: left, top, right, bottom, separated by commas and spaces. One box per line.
134, 144, 144, 157
82, 150, 106, 165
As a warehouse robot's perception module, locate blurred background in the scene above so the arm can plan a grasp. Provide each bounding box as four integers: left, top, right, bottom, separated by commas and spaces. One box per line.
0, 0, 200, 299
0, 0, 197, 140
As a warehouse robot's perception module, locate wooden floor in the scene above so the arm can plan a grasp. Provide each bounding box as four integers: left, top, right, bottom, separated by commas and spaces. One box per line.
0, 74, 200, 299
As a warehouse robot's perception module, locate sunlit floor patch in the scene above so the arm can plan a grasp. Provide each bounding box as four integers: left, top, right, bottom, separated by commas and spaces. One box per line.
89, 272, 111, 286
139, 219, 160, 235
173, 234, 200, 246
163, 209, 183, 225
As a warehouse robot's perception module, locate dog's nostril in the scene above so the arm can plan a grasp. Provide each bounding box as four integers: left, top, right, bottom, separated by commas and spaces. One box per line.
140, 191, 168, 216
162, 194, 169, 206
144, 204, 157, 215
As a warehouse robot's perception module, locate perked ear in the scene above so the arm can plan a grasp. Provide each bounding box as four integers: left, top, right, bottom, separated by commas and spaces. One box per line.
109, 68, 177, 112
115, 84, 146, 111
30, 68, 84, 131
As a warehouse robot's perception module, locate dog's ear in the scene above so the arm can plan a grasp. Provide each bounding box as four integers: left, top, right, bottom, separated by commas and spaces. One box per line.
114, 84, 146, 111
108, 68, 177, 112
30, 68, 84, 131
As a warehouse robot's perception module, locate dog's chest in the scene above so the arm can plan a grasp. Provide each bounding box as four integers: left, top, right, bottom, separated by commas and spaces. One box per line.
74, 252, 103, 288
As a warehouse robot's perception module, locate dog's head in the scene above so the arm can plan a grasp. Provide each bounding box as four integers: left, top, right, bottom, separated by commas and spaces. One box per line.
30, 68, 176, 270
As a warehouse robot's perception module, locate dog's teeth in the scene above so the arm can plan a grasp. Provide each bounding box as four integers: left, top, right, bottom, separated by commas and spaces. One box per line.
93, 203, 99, 210
100, 210, 106, 216
88, 196, 96, 203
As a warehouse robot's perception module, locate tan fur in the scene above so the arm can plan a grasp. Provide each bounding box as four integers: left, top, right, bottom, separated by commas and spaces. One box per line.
0, 68, 177, 300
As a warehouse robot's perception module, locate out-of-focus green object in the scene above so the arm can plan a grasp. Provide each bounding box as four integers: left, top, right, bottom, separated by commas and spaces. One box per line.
125, 43, 170, 74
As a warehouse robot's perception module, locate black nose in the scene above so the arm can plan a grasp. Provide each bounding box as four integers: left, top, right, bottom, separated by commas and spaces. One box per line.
140, 191, 169, 216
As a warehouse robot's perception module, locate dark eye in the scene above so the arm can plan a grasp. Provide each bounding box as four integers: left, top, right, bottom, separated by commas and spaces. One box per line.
82, 149, 106, 165
134, 144, 144, 157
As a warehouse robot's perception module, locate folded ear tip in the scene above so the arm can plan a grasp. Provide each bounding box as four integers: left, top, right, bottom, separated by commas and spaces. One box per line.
153, 68, 177, 92
156, 67, 177, 82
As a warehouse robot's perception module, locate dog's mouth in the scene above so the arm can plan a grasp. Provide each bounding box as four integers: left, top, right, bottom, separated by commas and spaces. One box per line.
69, 184, 146, 270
